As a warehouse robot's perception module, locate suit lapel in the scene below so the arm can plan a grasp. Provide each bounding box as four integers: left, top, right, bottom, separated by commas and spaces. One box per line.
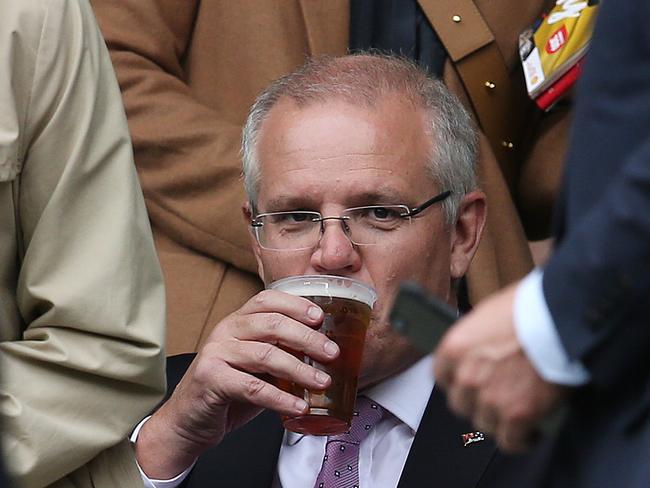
397, 387, 497, 488
297, 0, 349, 56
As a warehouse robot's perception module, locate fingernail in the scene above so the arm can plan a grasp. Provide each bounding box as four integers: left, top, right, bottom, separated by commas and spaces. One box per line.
295, 399, 308, 412
315, 370, 330, 385
307, 306, 323, 321
323, 340, 339, 357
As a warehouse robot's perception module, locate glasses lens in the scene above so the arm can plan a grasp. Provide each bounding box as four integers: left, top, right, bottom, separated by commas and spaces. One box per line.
254, 206, 412, 249
344, 206, 410, 245
256, 212, 321, 250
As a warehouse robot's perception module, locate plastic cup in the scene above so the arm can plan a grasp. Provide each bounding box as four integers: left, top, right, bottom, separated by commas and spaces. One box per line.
268, 274, 377, 435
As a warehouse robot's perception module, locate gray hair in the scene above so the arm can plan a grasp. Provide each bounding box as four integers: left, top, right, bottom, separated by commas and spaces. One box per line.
241, 54, 477, 224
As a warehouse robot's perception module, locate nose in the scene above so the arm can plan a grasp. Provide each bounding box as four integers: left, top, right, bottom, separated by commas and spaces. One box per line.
310, 218, 362, 274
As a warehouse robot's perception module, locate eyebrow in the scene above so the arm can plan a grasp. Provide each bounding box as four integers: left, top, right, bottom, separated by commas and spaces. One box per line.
261, 195, 319, 213
261, 188, 409, 214
346, 189, 407, 207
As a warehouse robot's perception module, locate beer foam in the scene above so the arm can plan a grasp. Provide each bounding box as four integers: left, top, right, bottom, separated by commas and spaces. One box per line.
269, 275, 377, 307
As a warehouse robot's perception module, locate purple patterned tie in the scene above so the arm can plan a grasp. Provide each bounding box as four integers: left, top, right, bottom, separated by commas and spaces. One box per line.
313, 396, 386, 488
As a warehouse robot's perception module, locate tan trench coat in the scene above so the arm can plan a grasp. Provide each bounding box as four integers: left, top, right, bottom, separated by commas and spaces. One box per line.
1, 1, 166, 486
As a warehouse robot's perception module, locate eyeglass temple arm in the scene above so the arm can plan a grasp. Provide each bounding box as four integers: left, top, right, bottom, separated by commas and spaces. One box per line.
407, 190, 452, 217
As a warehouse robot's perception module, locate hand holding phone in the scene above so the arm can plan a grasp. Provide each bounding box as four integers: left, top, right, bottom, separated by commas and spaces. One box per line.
391, 282, 567, 438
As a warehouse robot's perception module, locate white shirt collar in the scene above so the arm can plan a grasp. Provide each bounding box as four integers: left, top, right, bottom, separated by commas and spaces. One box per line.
362, 353, 435, 434
286, 353, 434, 444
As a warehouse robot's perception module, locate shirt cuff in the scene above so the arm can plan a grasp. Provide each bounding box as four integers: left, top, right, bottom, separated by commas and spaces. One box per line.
514, 268, 590, 386
130, 417, 195, 488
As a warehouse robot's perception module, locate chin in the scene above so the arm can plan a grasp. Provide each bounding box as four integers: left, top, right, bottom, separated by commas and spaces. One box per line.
357, 327, 422, 389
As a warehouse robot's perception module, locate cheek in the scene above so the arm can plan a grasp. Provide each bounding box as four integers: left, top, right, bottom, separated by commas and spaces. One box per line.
370, 240, 448, 287
364, 247, 424, 324
366, 240, 452, 321
417, 246, 451, 284
259, 250, 313, 284
408, 227, 453, 287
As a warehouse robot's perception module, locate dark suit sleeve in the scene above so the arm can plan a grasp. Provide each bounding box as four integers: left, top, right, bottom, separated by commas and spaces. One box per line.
543, 138, 650, 388
541, 0, 650, 390
163, 355, 283, 488
164, 354, 197, 401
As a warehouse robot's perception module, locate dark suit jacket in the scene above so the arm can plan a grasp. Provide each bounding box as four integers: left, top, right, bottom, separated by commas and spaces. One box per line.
166, 354, 549, 487
540, 0, 650, 486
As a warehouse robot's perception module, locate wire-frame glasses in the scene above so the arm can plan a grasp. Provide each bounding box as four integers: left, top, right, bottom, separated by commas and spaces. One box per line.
251, 190, 452, 251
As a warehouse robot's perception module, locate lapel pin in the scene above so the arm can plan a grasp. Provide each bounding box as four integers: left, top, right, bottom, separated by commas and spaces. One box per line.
461, 431, 485, 447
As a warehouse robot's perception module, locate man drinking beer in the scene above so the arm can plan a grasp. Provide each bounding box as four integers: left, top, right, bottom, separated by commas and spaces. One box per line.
131, 54, 547, 488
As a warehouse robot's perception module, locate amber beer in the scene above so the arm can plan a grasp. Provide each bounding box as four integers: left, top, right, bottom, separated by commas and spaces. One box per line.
269, 275, 377, 435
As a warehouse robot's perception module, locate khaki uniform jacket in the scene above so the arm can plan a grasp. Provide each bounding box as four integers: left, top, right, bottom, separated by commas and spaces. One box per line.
0, 1, 166, 486
93, 0, 570, 355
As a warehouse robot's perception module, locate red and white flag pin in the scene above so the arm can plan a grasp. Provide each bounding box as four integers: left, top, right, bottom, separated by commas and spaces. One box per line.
461, 431, 485, 447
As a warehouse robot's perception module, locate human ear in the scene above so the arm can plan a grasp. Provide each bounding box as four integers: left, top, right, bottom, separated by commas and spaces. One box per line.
242, 202, 266, 282
449, 190, 487, 279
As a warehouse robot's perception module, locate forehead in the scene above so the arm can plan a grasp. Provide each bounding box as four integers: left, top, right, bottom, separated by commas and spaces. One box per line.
255, 97, 438, 207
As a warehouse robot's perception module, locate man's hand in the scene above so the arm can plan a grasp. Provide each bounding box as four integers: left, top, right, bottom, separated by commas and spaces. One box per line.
135, 290, 340, 479
434, 284, 567, 452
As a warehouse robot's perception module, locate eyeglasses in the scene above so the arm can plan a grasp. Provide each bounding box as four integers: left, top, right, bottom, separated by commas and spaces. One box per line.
251, 190, 451, 251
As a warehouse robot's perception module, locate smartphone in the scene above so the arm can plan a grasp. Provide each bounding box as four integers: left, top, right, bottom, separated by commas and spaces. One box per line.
389, 282, 457, 353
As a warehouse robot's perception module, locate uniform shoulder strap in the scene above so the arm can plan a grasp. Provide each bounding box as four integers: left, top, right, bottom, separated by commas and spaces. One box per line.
418, 0, 530, 175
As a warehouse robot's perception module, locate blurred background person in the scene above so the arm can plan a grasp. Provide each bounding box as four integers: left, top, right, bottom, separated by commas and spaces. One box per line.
92, 0, 569, 355
1, 0, 166, 486
435, 0, 650, 486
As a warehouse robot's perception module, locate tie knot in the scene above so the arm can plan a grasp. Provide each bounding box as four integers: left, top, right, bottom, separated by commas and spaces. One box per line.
330, 396, 385, 444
